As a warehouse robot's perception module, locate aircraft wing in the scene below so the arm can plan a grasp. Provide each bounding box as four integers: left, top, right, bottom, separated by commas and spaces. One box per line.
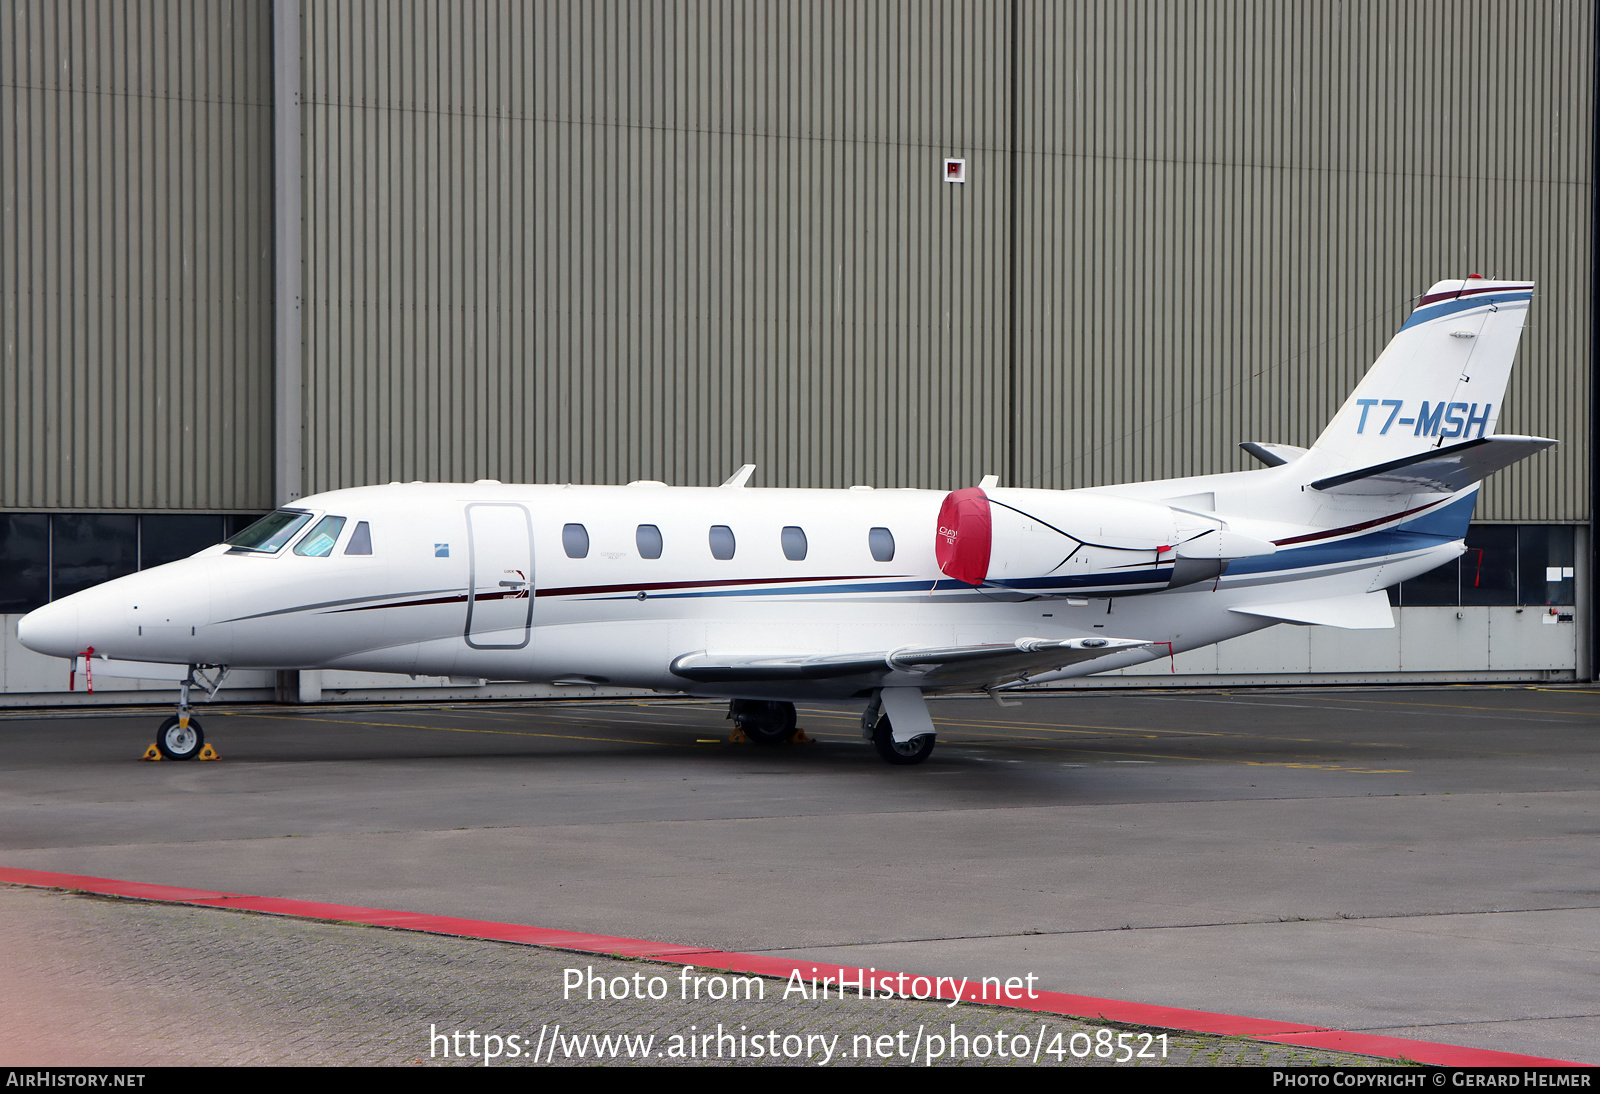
1309, 435, 1556, 495
669, 636, 1150, 690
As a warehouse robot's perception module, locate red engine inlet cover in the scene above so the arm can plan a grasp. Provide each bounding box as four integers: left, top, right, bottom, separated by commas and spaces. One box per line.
934, 487, 993, 586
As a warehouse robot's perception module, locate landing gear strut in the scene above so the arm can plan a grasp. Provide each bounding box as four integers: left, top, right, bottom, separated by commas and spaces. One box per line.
728, 699, 798, 745
156, 664, 228, 761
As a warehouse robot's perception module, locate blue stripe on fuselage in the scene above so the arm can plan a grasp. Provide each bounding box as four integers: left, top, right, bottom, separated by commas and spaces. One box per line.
1223, 529, 1454, 577
1226, 494, 1476, 578
1390, 491, 1476, 538
590, 579, 940, 600
570, 496, 1478, 602
583, 568, 1172, 602
987, 569, 1172, 592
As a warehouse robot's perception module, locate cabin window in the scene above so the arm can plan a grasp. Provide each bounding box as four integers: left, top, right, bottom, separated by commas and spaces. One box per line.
869, 526, 895, 562
562, 523, 590, 559
227, 509, 313, 554
293, 515, 347, 557
709, 525, 736, 560
344, 521, 373, 555
636, 524, 663, 559
781, 526, 808, 561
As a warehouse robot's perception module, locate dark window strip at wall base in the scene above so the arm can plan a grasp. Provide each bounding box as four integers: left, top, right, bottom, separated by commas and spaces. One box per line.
0, 514, 1577, 617
0, 514, 266, 613
1389, 524, 1577, 608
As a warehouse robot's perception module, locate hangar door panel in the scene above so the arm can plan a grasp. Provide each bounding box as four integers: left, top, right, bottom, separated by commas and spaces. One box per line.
465, 503, 534, 650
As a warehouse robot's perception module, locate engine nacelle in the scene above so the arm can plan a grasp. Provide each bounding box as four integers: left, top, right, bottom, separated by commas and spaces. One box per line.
934, 487, 1275, 596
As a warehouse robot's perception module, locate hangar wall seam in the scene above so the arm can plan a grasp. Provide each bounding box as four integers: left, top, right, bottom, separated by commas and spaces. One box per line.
273, 0, 303, 506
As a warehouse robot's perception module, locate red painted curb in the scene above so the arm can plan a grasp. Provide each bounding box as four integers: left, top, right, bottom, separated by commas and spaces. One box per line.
1, 866, 1586, 1068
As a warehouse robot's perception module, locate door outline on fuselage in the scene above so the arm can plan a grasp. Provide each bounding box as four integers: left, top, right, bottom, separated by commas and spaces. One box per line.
464, 502, 534, 650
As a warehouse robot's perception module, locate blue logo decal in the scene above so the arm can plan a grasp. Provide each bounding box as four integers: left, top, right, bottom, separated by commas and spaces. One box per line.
435, 544, 450, 557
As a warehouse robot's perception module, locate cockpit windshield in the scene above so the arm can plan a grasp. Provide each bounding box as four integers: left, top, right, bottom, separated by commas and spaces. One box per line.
226, 509, 313, 554
292, 515, 347, 557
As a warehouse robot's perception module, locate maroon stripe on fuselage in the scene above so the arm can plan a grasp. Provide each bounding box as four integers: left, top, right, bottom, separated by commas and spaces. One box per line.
326, 574, 887, 614
332, 590, 519, 613
1271, 499, 1441, 547
535, 574, 884, 599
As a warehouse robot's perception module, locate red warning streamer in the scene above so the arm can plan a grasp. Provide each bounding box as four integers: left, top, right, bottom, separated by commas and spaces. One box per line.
70, 646, 95, 694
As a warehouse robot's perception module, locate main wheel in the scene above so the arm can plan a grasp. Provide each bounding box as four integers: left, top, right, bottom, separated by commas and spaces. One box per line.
156, 715, 204, 761
729, 699, 798, 745
872, 714, 935, 766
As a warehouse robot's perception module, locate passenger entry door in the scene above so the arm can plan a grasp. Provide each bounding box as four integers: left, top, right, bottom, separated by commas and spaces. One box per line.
464, 503, 534, 649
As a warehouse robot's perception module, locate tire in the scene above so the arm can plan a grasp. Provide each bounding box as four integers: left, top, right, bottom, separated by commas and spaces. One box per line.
872, 714, 934, 766
156, 714, 204, 761
730, 700, 797, 745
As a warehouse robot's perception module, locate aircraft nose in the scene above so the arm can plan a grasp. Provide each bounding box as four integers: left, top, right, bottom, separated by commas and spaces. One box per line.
17, 598, 83, 658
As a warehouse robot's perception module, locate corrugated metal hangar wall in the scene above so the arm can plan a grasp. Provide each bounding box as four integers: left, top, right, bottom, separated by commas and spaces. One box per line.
0, 0, 1594, 701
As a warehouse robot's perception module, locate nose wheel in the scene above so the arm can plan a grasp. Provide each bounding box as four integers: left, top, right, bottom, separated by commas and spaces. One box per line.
155, 714, 205, 761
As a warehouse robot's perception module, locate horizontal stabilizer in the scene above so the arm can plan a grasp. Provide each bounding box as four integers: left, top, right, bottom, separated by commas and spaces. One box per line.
670, 636, 1149, 688
1229, 591, 1395, 630
1310, 435, 1556, 495
1239, 441, 1308, 468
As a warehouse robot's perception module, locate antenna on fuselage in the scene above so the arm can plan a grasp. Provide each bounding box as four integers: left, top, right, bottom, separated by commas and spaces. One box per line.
720, 464, 757, 488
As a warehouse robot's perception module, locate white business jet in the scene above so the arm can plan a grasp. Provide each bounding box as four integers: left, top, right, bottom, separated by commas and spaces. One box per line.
18, 277, 1554, 765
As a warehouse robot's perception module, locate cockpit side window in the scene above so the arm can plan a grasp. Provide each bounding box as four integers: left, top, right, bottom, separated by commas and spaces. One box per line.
293, 515, 347, 557
227, 509, 313, 554
344, 521, 373, 555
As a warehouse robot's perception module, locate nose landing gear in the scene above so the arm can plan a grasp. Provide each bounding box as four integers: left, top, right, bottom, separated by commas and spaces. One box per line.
150, 665, 229, 761
156, 713, 205, 761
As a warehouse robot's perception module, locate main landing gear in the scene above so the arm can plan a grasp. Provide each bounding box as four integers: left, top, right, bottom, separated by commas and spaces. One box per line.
861, 690, 937, 766
727, 699, 799, 745
724, 690, 938, 765
154, 664, 229, 761
871, 715, 936, 765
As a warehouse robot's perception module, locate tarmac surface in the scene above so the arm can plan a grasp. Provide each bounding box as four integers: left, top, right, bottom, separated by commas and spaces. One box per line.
1, 686, 1596, 1066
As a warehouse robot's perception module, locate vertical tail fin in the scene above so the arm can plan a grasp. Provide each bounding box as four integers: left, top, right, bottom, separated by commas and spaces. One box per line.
1305, 277, 1535, 476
